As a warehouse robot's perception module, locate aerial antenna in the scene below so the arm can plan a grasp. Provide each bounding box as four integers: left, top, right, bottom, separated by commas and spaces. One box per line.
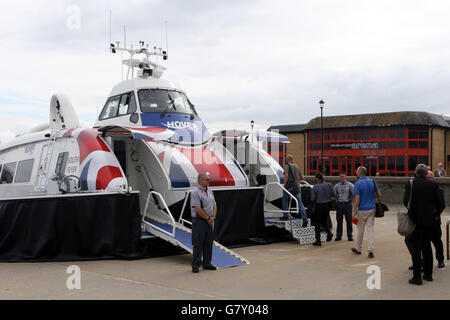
165, 20, 169, 60
122, 25, 127, 80
109, 10, 112, 51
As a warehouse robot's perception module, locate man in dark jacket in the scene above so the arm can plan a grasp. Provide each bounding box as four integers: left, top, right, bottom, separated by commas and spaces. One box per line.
403, 164, 445, 285
427, 170, 446, 268
311, 172, 333, 246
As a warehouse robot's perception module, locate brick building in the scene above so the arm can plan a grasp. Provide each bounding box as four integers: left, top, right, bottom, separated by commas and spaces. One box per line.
268, 111, 450, 177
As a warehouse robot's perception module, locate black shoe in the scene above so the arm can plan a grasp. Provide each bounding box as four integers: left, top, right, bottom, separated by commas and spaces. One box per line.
203, 264, 217, 270
368, 252, 374, 259
326, 234, 333, 242
302, 220, 308, 228
409, 277, 423, 285
348, 237, 353, 241
192, 267, 199, 273
351, 247, 361, 255
312, 241, 322, 246
438, 260, 445, 268
423, 275, 433, 282
335, 238, 341, 241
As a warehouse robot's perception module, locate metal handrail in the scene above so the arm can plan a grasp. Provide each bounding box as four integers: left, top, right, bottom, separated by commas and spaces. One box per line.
447, 218, 449, 261
263, 182, 299, 216
178, 191, 192, 226
142, 191, 177, 238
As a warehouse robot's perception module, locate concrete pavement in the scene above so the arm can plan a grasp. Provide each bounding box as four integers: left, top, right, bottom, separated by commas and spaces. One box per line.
0, 205, 448, 300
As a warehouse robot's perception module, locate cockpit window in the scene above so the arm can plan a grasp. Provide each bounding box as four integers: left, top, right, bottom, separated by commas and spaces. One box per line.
138, 89, 194, 115
99, 91, 137, 120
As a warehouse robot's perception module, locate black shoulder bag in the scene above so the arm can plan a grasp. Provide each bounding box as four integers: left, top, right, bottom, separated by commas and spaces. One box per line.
373, 179, 388, 218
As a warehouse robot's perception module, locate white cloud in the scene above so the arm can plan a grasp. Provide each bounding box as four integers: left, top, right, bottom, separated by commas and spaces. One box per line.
1, 0, 450, 143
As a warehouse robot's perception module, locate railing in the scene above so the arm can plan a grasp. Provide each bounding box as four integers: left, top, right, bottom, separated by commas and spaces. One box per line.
178, 191, 192, 227
447, 218, 449, 261
142, 190, 176, 239
263, 182, 299, 217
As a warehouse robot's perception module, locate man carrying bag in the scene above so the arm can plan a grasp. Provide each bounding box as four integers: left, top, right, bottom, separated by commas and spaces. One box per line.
282, 155, 307, 225
402, 164, 445, 285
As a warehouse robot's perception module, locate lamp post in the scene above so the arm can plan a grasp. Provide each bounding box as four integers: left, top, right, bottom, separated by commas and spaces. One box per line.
319, 100, 325, 174
250, 120, 255, 144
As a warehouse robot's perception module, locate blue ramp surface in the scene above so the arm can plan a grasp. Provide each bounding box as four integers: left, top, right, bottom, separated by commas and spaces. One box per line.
143, 217, 248, 269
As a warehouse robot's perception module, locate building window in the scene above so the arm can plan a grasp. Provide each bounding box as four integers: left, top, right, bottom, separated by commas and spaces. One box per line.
397, 128, 406, 139
419, 141, 428, 149
388, 157, 395, 170
408, 156, 418, 171
388, 129, 396, 139
418, 156, 428, 165
379, 157, 385, 170
332, 157, 338, 170
397, 141, 406, 149
15, 159, 34, 183
355, 157, 361, 171
397, 156, 406, 171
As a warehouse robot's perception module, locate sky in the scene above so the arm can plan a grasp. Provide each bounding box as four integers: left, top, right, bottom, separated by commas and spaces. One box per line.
1, 0, 450, 143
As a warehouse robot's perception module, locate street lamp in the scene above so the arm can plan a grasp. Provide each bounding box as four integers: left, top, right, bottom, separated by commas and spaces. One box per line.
319, 100, 325, 174
250, 120, 254, 130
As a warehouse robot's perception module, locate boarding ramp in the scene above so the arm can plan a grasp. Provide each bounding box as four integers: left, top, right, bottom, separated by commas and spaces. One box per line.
141, 191, 249, 269
264, 182, 327, 244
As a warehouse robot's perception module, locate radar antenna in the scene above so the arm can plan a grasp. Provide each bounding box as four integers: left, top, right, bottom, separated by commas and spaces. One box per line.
110, 39, 168, 80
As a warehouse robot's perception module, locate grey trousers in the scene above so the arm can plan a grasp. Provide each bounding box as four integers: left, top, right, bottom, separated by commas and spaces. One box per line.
192, 218, 214, 269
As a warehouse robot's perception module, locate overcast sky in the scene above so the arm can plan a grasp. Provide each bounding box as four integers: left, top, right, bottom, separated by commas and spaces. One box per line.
1, 0, 450, 143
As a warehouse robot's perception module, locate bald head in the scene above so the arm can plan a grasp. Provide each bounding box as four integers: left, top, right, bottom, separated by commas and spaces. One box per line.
356, 166, 367, 177
197, 173, 210, 187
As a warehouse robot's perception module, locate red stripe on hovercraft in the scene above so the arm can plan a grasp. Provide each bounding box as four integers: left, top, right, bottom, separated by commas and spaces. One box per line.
178, 147, 235, 186
77, 129, 110, 164
96, 166, 123, 190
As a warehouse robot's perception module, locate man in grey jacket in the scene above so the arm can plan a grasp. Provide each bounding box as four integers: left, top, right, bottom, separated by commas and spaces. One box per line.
311, 172, 334, 246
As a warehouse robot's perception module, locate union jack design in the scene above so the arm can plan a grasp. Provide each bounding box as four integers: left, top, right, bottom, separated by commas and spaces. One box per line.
65, 128, 128, 192
147, 140, 247, 189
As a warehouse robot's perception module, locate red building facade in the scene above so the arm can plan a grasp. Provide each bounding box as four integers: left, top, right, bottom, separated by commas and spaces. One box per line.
268, 112, 450, 177
307, 126, 429, 176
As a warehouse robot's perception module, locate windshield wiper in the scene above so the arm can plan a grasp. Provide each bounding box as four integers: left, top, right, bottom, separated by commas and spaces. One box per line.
160, 94, 177, 119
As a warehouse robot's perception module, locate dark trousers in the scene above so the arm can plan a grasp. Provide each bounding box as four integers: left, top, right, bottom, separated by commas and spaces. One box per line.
432, 222, 444, 263
405, 222, 444, 266
313, 202, 332, 243
192, 218, 214, 269
409, 225, 433, 279
336, 202, 353, 239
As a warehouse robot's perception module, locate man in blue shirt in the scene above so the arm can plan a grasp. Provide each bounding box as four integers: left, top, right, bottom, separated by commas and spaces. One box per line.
351, 166, 381, 258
